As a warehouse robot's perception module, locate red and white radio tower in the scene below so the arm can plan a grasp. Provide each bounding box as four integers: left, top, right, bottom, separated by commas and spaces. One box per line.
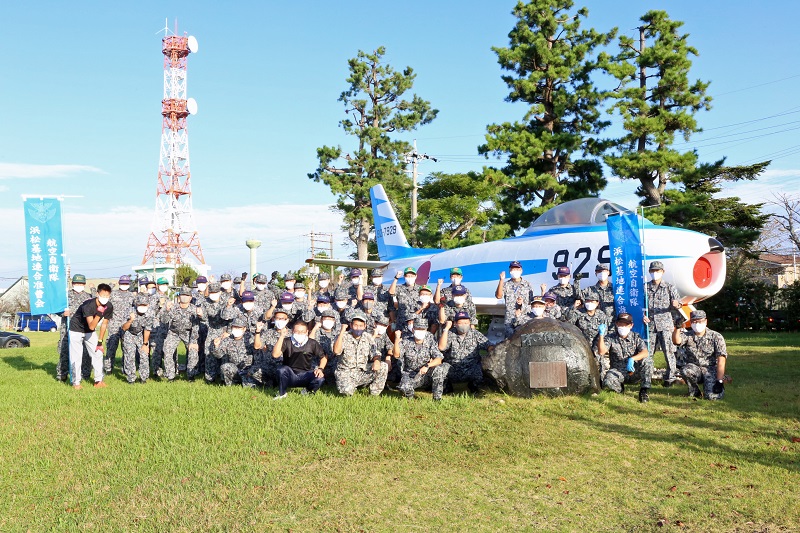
140, 27, 205, 272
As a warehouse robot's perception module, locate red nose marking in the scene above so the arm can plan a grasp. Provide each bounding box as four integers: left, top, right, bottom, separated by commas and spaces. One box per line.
693, 257, 712, 288
416, 261, 432, 286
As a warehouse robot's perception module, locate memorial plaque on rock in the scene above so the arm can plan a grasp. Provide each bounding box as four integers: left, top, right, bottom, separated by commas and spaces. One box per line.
529, 361, 567, 388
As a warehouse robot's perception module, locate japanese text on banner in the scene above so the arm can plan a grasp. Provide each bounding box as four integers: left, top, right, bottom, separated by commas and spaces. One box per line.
23, 199, 68, 315
606, 212, 647, 339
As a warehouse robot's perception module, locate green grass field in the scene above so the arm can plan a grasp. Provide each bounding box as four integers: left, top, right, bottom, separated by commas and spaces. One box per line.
1, 331, 798, 532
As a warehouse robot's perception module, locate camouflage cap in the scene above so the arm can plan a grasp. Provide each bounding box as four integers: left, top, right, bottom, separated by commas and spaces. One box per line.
208, 282, 221, 292
333, 288, 349, 300
374, 313, 390, 325
284, 272, 296, 281
320, 309, 337, 319
371, 268, 384, 277
134, 294, 150, 306
294, 282, 306, 290
690, 309, 707, 320
318, 272, 330, 280
219, 273, 232, 282
179, 286, 192, 296
649, 261, 665, 271
255, 273, 267, 283
72, 274, 86, 284
350, 310, 368, 323
273, 307, 290, 317
233, 276, 242, 284
413, 317, 428, 329
230, 317, 247, 328
582, 289, 600, 302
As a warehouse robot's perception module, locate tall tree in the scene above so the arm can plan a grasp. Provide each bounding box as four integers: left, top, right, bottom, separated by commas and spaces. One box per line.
413, 171, 510, 249
480, 0, 616, 232
310, 47, 438, 260
603, 10, 711, 207
770, 192, 800, 252
659, 159, 771, 252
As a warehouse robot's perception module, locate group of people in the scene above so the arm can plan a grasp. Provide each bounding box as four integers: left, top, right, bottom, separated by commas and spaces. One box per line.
55, 260, 729, 403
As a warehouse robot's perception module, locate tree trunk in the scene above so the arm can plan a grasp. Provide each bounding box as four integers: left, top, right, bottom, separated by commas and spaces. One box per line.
357, 216, 371, 260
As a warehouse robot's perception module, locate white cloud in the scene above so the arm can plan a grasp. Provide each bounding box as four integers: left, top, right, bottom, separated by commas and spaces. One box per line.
0, 162, 104, 180
760, 169, 800, 179
0, 185, 8, 193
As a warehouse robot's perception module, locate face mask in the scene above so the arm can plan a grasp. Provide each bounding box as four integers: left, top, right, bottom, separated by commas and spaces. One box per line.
242, 302, 255, 311
119, 285, 130, 292
148, 288, 156, 295
372, 278, 382, 286
179, 295, 192, 304
413, 330, 427, 341
351, 327, 365, 337
351, 278, 361, 286
158, 286, 169, 293
336, 300, 347, 310
531, 306, 545, 317
231, 328, 245, 339
559, 276, 570, 286
197, 283, 207, 291
584, 302, 598, 311
451, 276, 463, 285
256, 283, 266, 290
406, 323, 414, 332
691, 322, 707, 334
420, 295, 432, 305
98, 296, 110, 305
274, 319, 289, 330
209, 293, 221, 302
73, 285, 85, 293
322, 319, 335, 330
221, 281, 232, 291
597, 272, 608, 282
456, 324, 470, 335
650, 271, 663, 281
319, 280, 330, 289
136, 306, 149, 315
291, 333, 308, 346
294, 291, 306, 300
510, 270, 521, 280
453, 296, 466, 305
375, 325, 387, 336
362, 300, 374, 309
233, 283, 241, 290
405, 276, 416, 286
285, 281, 295, 290
617, 326, 632, 337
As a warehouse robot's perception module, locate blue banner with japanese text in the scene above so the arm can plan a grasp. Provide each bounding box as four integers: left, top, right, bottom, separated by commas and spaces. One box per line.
607, 212, 647, 339
24, 198, 68, 315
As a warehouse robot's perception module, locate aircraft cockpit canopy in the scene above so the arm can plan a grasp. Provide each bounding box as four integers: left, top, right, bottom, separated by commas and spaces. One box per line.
523, 198, 628, 234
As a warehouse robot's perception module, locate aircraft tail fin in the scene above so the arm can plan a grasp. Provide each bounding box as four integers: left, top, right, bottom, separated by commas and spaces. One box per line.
370, 185, 440, 261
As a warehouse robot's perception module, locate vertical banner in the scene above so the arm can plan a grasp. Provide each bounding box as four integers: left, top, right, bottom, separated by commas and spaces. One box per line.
607, 212, 647, 338
23, 198, 68, 314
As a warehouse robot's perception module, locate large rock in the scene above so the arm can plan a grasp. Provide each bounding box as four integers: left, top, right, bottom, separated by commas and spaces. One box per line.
482, 318, 600, 397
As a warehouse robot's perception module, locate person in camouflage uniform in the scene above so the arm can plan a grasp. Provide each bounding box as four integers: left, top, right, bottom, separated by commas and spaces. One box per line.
252, 308, 291, 388
598, 313, 652, 403
511, 295, 549, 329
104, 275, 135, 373
542, 292, 563, 320
590, 264, 615, 318
313, 294, 340, 329
389, 267, 422, 329
672, 310, 728, 400
565, 289, 611, 378
496, 260, 534, 336
199, 282, 228, 383
439, 284, 478, 327
438, 311, 489, 393
394, 318, 450, 401
252, 273, 276, 316
435, 267, 475, 309
159, 286, 203, 381
544, 266, 581, 310
410, 285, 440, 334
316, 271, 333, 300
333, 313, 388, 396
368, 268, 391, 307
311, 308, 340, 383
372, 314, 398, 385
120, 294, 153, 384
56, 274, 91, 381
148, 277, 171, 378
643, 261, 683, 386
332, 287, 355, 327
337, 268, 364, 304
212, 318, 256, 387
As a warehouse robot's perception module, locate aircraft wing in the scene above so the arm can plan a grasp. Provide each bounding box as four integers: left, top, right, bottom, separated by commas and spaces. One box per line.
305, 258, 390, 269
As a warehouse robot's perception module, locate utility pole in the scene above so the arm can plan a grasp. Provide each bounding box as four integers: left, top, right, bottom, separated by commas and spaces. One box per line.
308, 232, 334, 278
405, 139, 437, 239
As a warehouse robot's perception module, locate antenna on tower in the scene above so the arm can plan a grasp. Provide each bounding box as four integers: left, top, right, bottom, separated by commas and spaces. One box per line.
156, 18, 169, 36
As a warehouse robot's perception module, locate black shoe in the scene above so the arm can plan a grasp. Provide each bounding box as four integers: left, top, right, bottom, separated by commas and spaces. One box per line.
443, 381, 454, 394
688, 390, 701, 399
467, 381, 480, 394
638, 388, 650, 403
620, 384, 625, 394
662, 380, 673, 388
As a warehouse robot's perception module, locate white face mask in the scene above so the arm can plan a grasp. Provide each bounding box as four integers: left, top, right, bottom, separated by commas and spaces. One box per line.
233, 283, 241, 290
453, 296, 466, 305
291, 333, 308, 346
510, 270, 522, 280
148, 287, 156, 295
531, 306, 545, 317
274, 319, 289, 330
351, 278, 361, 286
405, 276, 416, 286
335, 300, 347, 310
294, 291, 306, 300
559, 276, 570, 286
617, 326, 632, 337
451, 276, 463, 285
98, 296, 110, 305
179, 295, 192, 304
319, 280, 330, 289
584, 302, 598, 311
420, 295, 432, 305
242, 302, 255, 311
158, 285, 168, 293
375, 325, 387, 336
221, 281, 232, 290
119, 285, 130, 292
231, 328, 245, 339
597, 272, 609, 282
136, 306, 149, 315
322, 319, 335, 330
285, 281, 295, 290
691, 322, 707, 334
209, 293, 221, 302
197, 283, 207, 291
650, 271, 663, 281
256, 283, 266, 290
73, 285, 85, 293
413, 330, 427, 341
372, 278, 382, 286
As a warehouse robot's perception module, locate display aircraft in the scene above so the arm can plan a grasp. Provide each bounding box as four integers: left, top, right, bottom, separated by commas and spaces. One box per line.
307, 185, 726, 317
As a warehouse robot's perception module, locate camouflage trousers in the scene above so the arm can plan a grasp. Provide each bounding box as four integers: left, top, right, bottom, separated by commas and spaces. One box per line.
249, 357, 281, 388
162, 330, 199, 380
122, 331, 150, 383
57, 318, 90, 380
593, 350, 609, 380
444, 361, 483, 386
104, 323, 125, 373
603, 357, 654, 393
648, 327, 677, 382
398, 363, 451, 400
149, 326, 167, 377
680, 363, 724, 400
386, 358, 402, 384
220, 363, 256, 388
203, 327, 227, 383
335, 363, 389, 396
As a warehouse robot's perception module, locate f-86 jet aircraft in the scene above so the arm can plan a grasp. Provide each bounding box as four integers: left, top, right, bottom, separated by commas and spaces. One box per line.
307, 185, 726, 316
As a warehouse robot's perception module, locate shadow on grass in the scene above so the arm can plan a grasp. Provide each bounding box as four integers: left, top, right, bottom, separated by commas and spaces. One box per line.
1, 355, 57, 377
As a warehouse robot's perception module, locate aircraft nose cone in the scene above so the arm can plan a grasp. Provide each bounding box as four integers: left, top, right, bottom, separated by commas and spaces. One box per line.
708, 238, 724, 253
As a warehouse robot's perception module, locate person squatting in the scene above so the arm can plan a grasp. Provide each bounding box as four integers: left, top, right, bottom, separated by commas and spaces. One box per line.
55, 261, 729, 403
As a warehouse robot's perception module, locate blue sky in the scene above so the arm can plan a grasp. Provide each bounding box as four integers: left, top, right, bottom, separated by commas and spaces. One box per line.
1, 0, 799, 284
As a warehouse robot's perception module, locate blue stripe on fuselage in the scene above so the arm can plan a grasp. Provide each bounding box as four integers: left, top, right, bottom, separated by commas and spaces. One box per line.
428, 259, 547, 284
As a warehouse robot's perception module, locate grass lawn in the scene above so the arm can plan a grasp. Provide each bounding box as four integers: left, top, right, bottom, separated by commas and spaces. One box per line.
0, 330, 798, 532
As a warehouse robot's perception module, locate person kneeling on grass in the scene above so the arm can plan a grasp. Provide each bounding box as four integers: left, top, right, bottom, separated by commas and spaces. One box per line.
68, 283, 114, 390
333, 312, 388, 396
213, 317, 256, 388
393, 318, 450, 401
672, 309, 728, 400
597, 312, 652, 403
272, 321, 327, 399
